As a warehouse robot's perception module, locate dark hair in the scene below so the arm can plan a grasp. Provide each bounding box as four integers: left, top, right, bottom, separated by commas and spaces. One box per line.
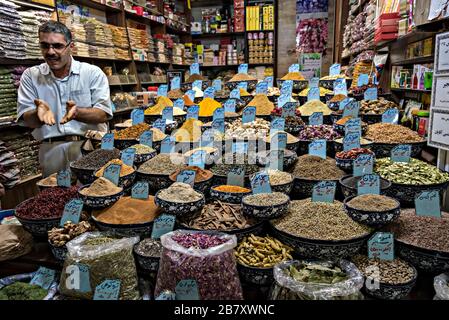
39, 21, 72, 43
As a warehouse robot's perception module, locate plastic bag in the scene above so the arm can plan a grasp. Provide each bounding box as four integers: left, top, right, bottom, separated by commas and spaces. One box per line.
154, 230, 243, 300
270, 260, 364, 300
434, 273, 449, 300
59, 232, 140, 300
0, 271, 58, 300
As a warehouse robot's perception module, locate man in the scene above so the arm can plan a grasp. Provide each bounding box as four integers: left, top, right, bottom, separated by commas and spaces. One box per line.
17, 21, 112, 177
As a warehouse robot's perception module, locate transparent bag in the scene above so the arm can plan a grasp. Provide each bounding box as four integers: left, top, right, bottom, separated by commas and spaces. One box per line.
59, 232, 140, 300
154, 230, 243, 300
433, 273, 449, 300
270, 260, 364, 300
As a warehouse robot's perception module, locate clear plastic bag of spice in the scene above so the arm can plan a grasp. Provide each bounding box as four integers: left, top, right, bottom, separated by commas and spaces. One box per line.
154, 230, 243, 300
59, 232, 140, 300
434, 273, 449, 300
269, 260, 364, 300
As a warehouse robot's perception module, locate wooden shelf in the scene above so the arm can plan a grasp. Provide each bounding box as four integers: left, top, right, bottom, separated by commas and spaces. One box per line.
141, 81, 166, 85
391, 56, 434, 66
125, 10, 165, 27
166, 25, 190, 35
114, 106, 139, 115
13, 174, 42, 188
0, 58, 43, 65
200, 64, 239, 68
109, 83, 138, 87
74, 55, 132, 62
391, 88, 432, 93
192, 32, 245, 39
9, 0, 54, 11
249, 63, 274, 67
64, 0, 122, 13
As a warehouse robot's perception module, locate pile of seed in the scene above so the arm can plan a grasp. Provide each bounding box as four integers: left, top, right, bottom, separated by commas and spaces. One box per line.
346, 195, 398, 212
71, 149, 120, 170
138, 153, 185, 175
292, 155, 346, 180
134, 238, 163, 258
243, 192, 290, 206
365, 123, 425, 144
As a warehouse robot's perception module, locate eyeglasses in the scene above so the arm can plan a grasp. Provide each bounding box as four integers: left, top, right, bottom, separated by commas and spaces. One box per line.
39, 42, 71, 51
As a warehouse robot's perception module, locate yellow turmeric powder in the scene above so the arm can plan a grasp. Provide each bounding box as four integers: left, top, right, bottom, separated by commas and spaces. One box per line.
239, 88, 251, 96
173, 118, 203, 142
198, 97, 221, 117
144, 96, 175, 115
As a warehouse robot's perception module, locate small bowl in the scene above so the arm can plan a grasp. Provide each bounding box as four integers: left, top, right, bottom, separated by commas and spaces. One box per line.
133, 246, 160, 273
210, 185, 252, 204
395, 240, 449, 273
78, 184, 124, 209
343, 195, 401, 227
91, 215, 156, 238
154, 190, 206, 217
237, 263, 274, 286
135, 172, 173, 194
385, 180, 449, 206
277, 79, 309, 92
242, 194, 290, 220
14, 215, 60, 239
114, 138, 138, 150
48, 241, 68, 263
370, 141, 426, 159
132, 150, 158, 165
293, 177, 341, 199
225, 80, 258, 91
256, 149, 298, 169
339, 175, 391, 199
70, 164, 96, 185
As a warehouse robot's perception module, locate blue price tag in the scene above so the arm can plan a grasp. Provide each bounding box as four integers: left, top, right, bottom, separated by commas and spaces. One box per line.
343, 100, 360, 118
238, 63, 248, 74
162, 107, 173, 121
282, 102, 296, 118
187, 106, 199, 120
268, 150, 284, 171
242, 107, 256, 124
213, 107, 225, 120
256, 81, 268, 94
186, 90, 195, 102
192, 80, 202, 90
232, 141, 248, 154
131, 109, 144, 125
415, 191, 441, 218
309, 77, 319, 88
152, 214, 176, 239
281, 80, 293, 96
382, 108, 399, 124
30, 267, 56, 290
312, 181, 336, 203
101, 133, 114, 150
364, 87, 378, 101
344, 118, 362, 135
140, 131, 153, 147
227, 166, 245, 187
339, 97, 352, 110
357, 74, 369, 87
131, 182, 149, 200
334, 79, 348, 96
309, 112, 323, 125
153, 119, 167, 133
238, 82, 248, 91
368, 232, 394, 261
188, 150, 206, 169
391, 145, 411, 163
156, 292, 176, 300
308, 88, 320, 101
57, 170, 71, 188
271, 132, 287, 150
174, 98, 185, 110
224, 99, 236, 113
175, 279, 200, 300
251, 172, 272, 194
265, 76, 274, 88
190, 63, 200, 75
289, 64, 300, 73
157, 84, 168, 97
353, 154, 374, 177
93, 280, 121, 301
121, 148, 136, 167
213, 79, 222, 91
103, 164, 121, 186
204, 87, 215, 99
230, 88, 241, 99
357, 174, 380, 195
343, 132, 361, 151
176, 169, 197, 187
308, 139, 327, 159
70, 263, 91, 293
161, 136, 175, 154
60, 199, 83, 226
171, 77, 181, 90
330, 63, 341, 76
277, 93, 290, 108
200, 130, 214, 148
212, 118, 225, 133
271, 118, 285, 133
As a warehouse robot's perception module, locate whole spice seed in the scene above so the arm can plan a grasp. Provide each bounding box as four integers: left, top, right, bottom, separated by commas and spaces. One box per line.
210, 163, 260, 177
292, 155, 346, 180
157, 182, 203, 203
138, 154, 185, 175
347, 194, 398, 212
169, 166, 213, 183
266, 169, 294, 186
281, 71, 305, 81
37, 173, 58, 187
299, 87, 333, 97
247, 94, 275, 115
235, 234, 293, 268
71, 149, 120, 170
299, 100, 332, 116
173, 118, 203, 142
298, 125, 341, 141
134, 238, 163, 258
225, 118, 271, 140
243, 192, 290, 206
336, 148, 374, 160
365, 123, 425, 144
129, 144, 155, 155
114, 123, 151, 140
272, 199, 372, 241
167, 89, 184, 99
0, 282, 48, 300
15, 186, 79, 220
48, 221, 94, 247
360, 98, 398, 115
95, 159, 135, 178
229, 73, 256, 82
375, 158, 449, 185
79, 177, 123, 197
352, 255, 415, 285
329, 94, 347, 103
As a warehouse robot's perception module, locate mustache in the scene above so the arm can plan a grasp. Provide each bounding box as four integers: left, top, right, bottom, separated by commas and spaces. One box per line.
45, 55, 59, 59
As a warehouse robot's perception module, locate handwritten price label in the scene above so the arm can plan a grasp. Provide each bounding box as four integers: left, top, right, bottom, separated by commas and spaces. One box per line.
151, 214, 176, 239
382, 108, 399, 124
343, 100, 360, 118
121, 148, 136, 167
162, 107, 173, 121
353, 154, 374, 177
309, 77, 319, 88
174, 98, 185, 110
101, 133, 114, 150
264, 76, 274, 88
213, 107, 225, 121
251, 172, 272, 194
227, 166, 245, 187
230, 88, 241, 99
171, 76, 181, 90
278, 94, 290, 109
131, 182, 149, 200
391, 145, 411, 163
192, 80, 202, 90
156, 291, 176, 300
344, 118, 362, 135
357, 74, 369, 87
153, 119, 166, 133
312, 181, 336, 203
281, 80, 293, 96
200, 130, 214, 148
103, 164, 121, 186
364, 87, 378, 101
187, 106, 199, 120
176, 169, 196, 187
271, 118, 285, 133
30, 267, 56, 290
334, 79, 348, 96
131, 109, 144, 125
185, 90, 195, 102
256, 81, 268, 94
238, 82, 248, 91
93, 279, 121, 300
212, 118, 225, 133
161, 136, 175, 154
308, 87, 321, 102
281, 102, 296, 118
213, 79, 222, 91
204, 87, 215, 99
175, 279, 200, 300
339, 97, 352, 111
157, 84, 168, 97
415, 191, 441, 218
309, 112, 323, 125
343, 132, 361, 151
140, 131, 153, 147
189, 150, 207, 169
238, 63, 248, 74
330, 63, 341, 76
368, 232, 394, 261
268, 150, 284, 171
357, 174, 380, 195
308, 139, 327, 159
190, 63, 200, 75
57, 170, 71, 188
289, 63, 300, 73
271, 132, 287, 150
224, 99, 236, 113
242, 107, 256, 124
60, 199, 83, 226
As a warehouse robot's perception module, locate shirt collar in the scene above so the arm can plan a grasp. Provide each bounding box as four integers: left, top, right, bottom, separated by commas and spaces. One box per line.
39, 56, 80, 76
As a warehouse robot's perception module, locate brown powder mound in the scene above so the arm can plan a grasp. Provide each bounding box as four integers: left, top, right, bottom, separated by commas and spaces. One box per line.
229, 73, 257, 82
186, 74, 207, 82
169, 166, 213, 183
281, 72, 305, 81
292, 155, 346, 180
365, 123, 425, 144
247, 94, 275, 115
79, 177, 123, 197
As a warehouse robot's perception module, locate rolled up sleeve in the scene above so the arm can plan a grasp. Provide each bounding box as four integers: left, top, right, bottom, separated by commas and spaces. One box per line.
90, 67, 113, 119
17, 68, 37, 122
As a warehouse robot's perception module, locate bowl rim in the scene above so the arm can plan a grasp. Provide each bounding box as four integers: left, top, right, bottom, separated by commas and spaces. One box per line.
388, 180, 449, 188
370, 140, 427, 146
339, 174, 392, 190
94, 167, 136, 179
237, 261, 275, 271
210, 184, 252, 195
78, 184, 124, 199
343, 195, 401, 215
395, 238, 449, 258
294, 176, 342, 183
91, 212, 157, 228
335, 151, 375, 162
177, 218, 265, 236
242, 193, 291, 209
168, 173, 214, 184
154, 189, 206, 206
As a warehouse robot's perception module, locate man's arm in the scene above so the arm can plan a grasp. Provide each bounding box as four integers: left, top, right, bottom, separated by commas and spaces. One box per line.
72, 104, 109, 124
17, 69, 43, 128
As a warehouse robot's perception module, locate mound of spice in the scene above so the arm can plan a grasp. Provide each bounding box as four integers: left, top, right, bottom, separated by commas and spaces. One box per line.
213, 185, 251, 193
266, 169, 294, 186
299, 87, 333, 97
211, 163, 260, 177
134, 238, 163, 258
37, 173, 58, 187
198, 98, 222, 117
320, 75, 350, 81
239, 88, 251, 96
93, 196, 161, 224
173, 118, 203, 142
235, 235, 293, 268
184, 146, 217, 158
16, 186, 79, 220
95, 159, 135, 178
335, 117, 368, 130
336, 148, 374, 160
347, 194, 398, 212
138, 153, 185, 175
264, 131, 299, 144
157, 182, 203, 203
292, 155, 346, 180
169, 166, 213, 183
272, 199, 371, 241
183, 94, 195, 106
71, 149, 120, 170
147, 128, 167, 141
229, 73, 256, 82
114, 123, 151, 140
0, 282, 48, 300
80, 177, 123, 196
186, 73, 207, 82
243, 192, 290, 206
360, 98, 398, 115
48, 221, 94, 247
329, 94, 347, 103
299, 100, 332, 116
365, 123, 425, 144
129, 144, 155, 155
225, 118, 270, 140
167, 89, 184, 99
247, 94, 275, 115
271, 107, 302, 118
352, 255, 415, 285
144, 105, 185, 116
375, 158, 449, 185
281, 71, 305, 81
298, 125, 341, 141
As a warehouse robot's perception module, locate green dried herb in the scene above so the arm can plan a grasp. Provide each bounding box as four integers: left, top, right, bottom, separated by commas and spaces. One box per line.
0, 282, 47, 300
287, 263, 348, 285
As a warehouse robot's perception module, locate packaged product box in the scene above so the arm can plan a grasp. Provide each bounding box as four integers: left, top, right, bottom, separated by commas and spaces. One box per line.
398, 18, 407, 37
234, 0, 244, 9
423, 38, 433, 57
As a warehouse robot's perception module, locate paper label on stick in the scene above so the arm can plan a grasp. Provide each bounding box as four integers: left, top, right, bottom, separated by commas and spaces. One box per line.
364, 87, 378, 101
213, 79, 222, 91
224, 99, 236, 113
103, 164, 121, 186
289, 64, 300, 73
357, 74, 369, 87
357, 174, 380, 195
152, 214, 176, 239
265, 76, 274, 88
343, 132, 361, 151
271, 118, 285, 133
131, 182, 149, 200
382, 108, 399, 124
353, 154, 374, 177
71, 263, 91, 293
204, 87, 215, 99
93, 280, 121, 300
281, 102, 296, 117
140, 131, 153, 147
334, 79, 348, 96
345, 118, 362, 135
30, 267, 56, 290
211, 118, 225, 133
60, 199, 83, 226
368, 232, 394, 261
256, 81, 268, 94
186, 90, 195, 102
230, 88, 241, 99
308, 139, 326, 159
171, 76, 181, 90
190, 63, 200, 75
415, 191, 441, 218
278, 94, 290, 108
343, 100, 360, 118
309, 77, 319, 88
188, 150, 206, 169
175, 279, 200, 300
281, 80, 293, 96
312, 181, 336, 203
192, 80, 202, 90
213, 107, 225, 121
162, 107, 173, 121
121, 148, 135, 167
227, 167, 245, 187
308, 88, 321, 102
174, 98, 185, 110
330, 63, 341, 76
131, 109, 144, 125
238, 82, 248, 91
157, 84, 168, 97
161, 136, 175, 154
57, 170, 71, 188
309, 112, 323, 125
271, 132, 287, 150
153, 119, 166, 133
339, 97, 352, 110
391, 145, 411, 163
242, 107, 256, 124
187, 106, 199, 120
176, 170, 196, 187
238, 64, 248, 74
101, 133, 114, 150
251, 172, 272, 194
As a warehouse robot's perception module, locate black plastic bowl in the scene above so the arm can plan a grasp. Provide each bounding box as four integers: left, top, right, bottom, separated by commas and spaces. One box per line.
133, 245, 160, 273
237, 263, 274, 286
339, 175, 391, 199
181, 81, 210, 92
70, 164, 96, 185
114, 138, 138, 150
292, 177, 341, 199
135, 171, 173, 195
319, 79, 352, 91
395, 240, 449, 273
154, 190, 206, 217
14, 202, 61, 238
78, 184, 124, 209
48, 241, 68, 263
343, 195, 401, 227
385, 180, 449, 206
370, 141, 427, 159
242, 194, 290, 220
256, 149, 298, 170
334, 139, 374, 154
94, 170, 136, 191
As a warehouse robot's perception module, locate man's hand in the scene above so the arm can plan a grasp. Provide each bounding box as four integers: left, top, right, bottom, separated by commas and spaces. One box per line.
61, 100, 78, 124
34, 99, 56, 126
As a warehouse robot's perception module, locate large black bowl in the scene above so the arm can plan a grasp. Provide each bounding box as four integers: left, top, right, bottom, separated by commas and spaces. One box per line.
256, 149, 298, 170
70, 164, 96, 185
242, 194, 290, 220
277, 79, 309, 92
178, 220, 265, 241
14, 214, 60, 238
91, 215, 156, 238
334, 139, 374, 154
343, 195, 401, 227
335, 153, 375, 174
169, 175, 213, 196
94, 170, 136, 191
395, 240, 449, 273
319, 79, 352, 91
297, 140, 335, 157
135, 171, 173, 195
154, 190, 205, 218
78, 184, 123, 209
265, 140, 300, 154
181, 81, 210, 92
237, 263, 274, 286
297, 96, 328, 106
370, 141, 426, 158
385, 180, 449, 206
293, 177, 341, 199
210, 185, 252, 204
114, 138, 138, 150
360, 114, 383, 125
226, 80, 258, 91
133, 245, 160, 273
339, 175, 391, 199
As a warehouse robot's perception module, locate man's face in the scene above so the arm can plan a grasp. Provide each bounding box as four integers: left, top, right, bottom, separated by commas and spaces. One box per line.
39, 32, 72, 71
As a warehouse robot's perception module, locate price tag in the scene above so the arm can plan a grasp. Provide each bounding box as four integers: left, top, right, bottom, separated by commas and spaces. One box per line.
364, 87, 378, 101
57, 170, 71, 188
93, 280, 121, 301
309, 77, 319, 88
251, 172, 272, 194
357, 74, 369, 87
277, 93, 290, 108
271, 132, 287, 150
140, 131, 153, 148
204, 87, 215, 99
152, 214, 176, 239
268, 150, 284, 171
308, 87, 321, 101
312, 181, 336, 203
162, 107, 173, 121
281, 80, 293, 96
264, 76, 274, 88
186, 90, 195, 102
238, 63, 248, 74
156, 291, 176, 300
242, 107, 256, 124
391, 145, 411, 163
131, 109, 144, 125
103, 163, 121, 186
200, 130, 214, 148
176, 169, 197, 187
330, 63, 341, 76
213, 107, 225, 121
227, 166, 245, 187
153, 119, 166, 133
357, 174, 380, 195
174, 98, 185, 110
190, 63, 200, 75
187, 106, 199, 120
175, 279, 200, 300
30, 267, 56, 290
271, 118, 285, 133
230, 88, 241, 99
213, 79, 222, 91
289, 64, 300, 73
60, 199, 83, 226
256, 81, 268, 94
368, 232, 394, 261
101, 133, 114, 150
343, 132, 361, 151
415, 191, 441, 218
121, 148, 136, 167
192, 80, 202, 90
161, 136, 175, 154
334, 79, 348, 96
157, 84, 168, 97
188, 150, 206, 169
70, 263, 91, 293
211, 118, 225, 133
238, 82, 248, 91
344, 118, 362, 135
339, 97, 352, 110
308, 139, 327, 159
382, 108, 399, 124
282, 102, 296, 118
343, 100, 360, 118
309, 112, 323, 125
353, 154, 374, 177
232, 141, 248, 154
171, 76, 181, 90
224, 99, 236, 113
131, 182, 149, 200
